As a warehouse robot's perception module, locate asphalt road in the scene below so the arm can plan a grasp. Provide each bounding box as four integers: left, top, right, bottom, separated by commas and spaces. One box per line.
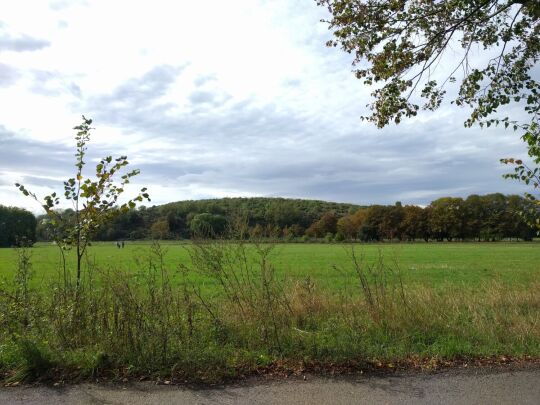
1, 368, 539, 404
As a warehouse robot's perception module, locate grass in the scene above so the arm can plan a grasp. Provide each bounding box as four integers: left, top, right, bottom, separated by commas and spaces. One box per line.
0, 240, 539, 383
1, 241, 539, 290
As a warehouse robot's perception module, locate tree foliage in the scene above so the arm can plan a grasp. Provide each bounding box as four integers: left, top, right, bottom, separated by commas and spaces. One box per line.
189, 213, 227, 238
15, 116, 150, 286
25, 194, 536, 242
317, 0, 539, 127
0, 205, 36, 247
317, 0, 540, 222
306, 212, 338, 237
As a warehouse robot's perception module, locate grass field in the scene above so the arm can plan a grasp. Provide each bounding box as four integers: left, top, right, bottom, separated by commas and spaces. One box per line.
1, 241, 539, 383
1, 241, 539, 290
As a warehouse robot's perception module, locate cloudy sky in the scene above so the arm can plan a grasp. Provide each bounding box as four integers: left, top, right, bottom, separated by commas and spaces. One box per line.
0, 0, 534, 212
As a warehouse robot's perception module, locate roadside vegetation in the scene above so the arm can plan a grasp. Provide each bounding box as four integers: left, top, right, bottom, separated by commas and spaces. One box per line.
0, 237, 539, 384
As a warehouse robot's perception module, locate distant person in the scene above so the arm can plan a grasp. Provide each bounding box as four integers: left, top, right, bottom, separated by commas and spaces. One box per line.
121, 241, 125, 248
116, 242, 120, 249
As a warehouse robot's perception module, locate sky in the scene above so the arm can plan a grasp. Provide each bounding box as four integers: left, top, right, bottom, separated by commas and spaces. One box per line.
0, 0, 535, 213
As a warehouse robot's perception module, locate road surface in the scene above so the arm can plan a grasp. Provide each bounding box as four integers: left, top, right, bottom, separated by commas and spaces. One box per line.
1, 368, 539, 404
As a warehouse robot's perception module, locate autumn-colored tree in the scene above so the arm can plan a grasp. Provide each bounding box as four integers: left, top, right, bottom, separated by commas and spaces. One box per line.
336, 214, 357, 239
428, 197, 465, 241
401, 205, 429, 241
358, 205, 387, 241
250, 223, 265, 239
151, 219, 170, 240
336, 208, 369, 239
306, 212, 338, 238
379, 202, 404, 240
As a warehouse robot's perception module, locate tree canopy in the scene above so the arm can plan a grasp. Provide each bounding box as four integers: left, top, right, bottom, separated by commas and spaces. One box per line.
27, 194, 534, 243
317, 0, 538, 127
317, 0, 539, 222
0, 205, 36, 247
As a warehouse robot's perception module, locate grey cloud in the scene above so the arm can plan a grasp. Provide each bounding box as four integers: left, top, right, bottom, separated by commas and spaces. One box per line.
119, 115, 527, 206
0, 124, 115, 193
0, 126, 12, 142
80, 65, 530, 207
189, 90, 218, 105
194, 74, 216, 87
69, 83, 82, 98
0, 125, 72, 176
101, 65, 184, 105
0, 33, 50, 52
32, 68, 540, 198
136, 162, 210, 183
30, 70, 82, 97
2, 110, 530, 207
33, 70, 56, 81
19, 175, 63, 189
0, 63, 19, 87
86, 65, 185, 128
5, 1, 530, 208
189, 90, 231, 107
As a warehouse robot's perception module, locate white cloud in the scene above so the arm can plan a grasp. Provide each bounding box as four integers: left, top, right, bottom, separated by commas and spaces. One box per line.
0, 0, 535, 213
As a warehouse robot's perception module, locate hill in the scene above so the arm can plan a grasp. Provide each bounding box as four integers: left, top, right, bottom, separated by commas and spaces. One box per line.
30, 194, 535, 243
88, 197, 361, 240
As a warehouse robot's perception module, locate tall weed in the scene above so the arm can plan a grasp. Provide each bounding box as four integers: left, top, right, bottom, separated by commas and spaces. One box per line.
0, 239, 539, 382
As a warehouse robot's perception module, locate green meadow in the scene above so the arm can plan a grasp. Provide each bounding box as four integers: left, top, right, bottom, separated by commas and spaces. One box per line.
1, 241, 539, 289
1, 241, 540, 382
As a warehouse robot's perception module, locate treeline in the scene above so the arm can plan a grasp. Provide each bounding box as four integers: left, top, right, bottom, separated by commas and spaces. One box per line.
332, 195, 535, 242
0, 205, 36, 247
32, 194, 537, 243
2, 195, 534, 245
41, 197, 360, 241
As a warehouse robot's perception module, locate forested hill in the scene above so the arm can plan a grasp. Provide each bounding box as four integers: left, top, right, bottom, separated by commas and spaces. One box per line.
91, 194, 537, 242
3, 194, 536, 246
92, 197, 361, 241
160, 197, 360, 224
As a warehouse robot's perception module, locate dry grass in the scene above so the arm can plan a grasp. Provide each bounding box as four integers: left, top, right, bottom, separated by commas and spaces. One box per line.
0, 242, 539, 383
